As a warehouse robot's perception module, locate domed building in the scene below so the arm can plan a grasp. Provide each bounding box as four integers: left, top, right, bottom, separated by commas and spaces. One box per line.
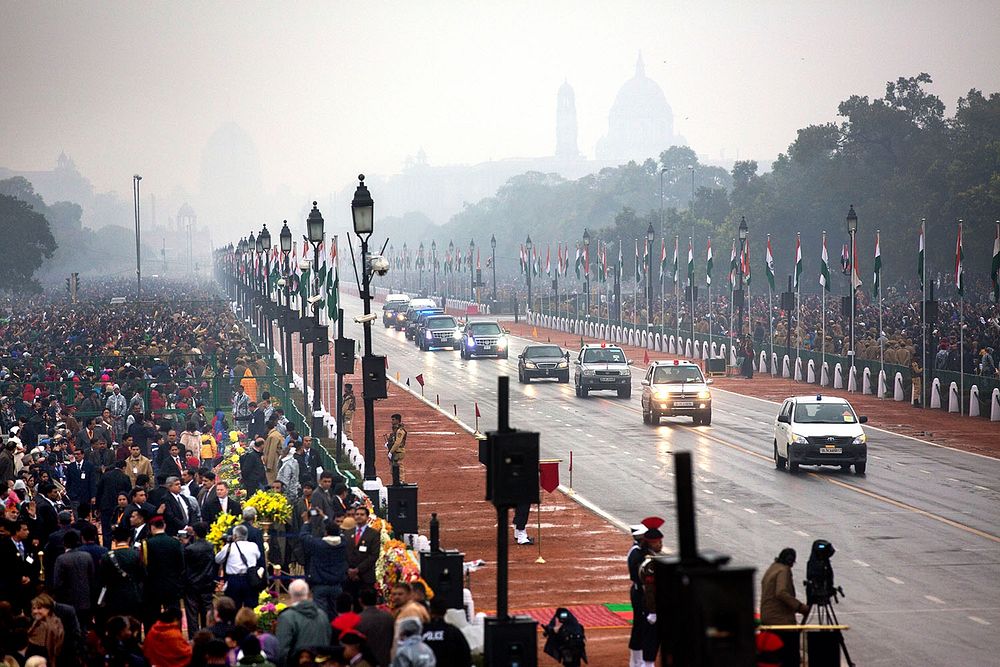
596, 53, 684, 163
197, 122, 264, 238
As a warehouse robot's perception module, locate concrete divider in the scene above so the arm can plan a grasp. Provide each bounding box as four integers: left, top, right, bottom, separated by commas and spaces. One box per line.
782, 355, 791, 378
711, 341, 718, 358
794, 357, 803, 382
878, 370, 887, 399
821, 362, 830, 387
669, 335, 676, 354
770, 352, 778, 376
862, 367, 873, 395
702, 342, 709, 360
970, 385, 980, 417
655, 333, 662, 352
729, 344, 737, 367
834, 363, 844, 389
894, 372, 905, 401
948, 382, 960, 413
685, 338, 693, 358
848, 365, 858, 392
992, 388, 1000, 422
807, 359, 816, 383
931, 378, 942, 409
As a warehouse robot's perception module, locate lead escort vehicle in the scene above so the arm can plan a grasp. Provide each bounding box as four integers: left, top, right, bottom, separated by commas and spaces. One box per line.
382, 293, 411, 327
574, 343, 631, 398
640, 359, 713, 425
773, 394, 868, 474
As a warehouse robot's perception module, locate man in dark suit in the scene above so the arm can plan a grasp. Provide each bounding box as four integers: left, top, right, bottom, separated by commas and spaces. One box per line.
247, 402, 266, 441
65, 448, 97, 510
34, 482, 61, 544
52, 529, 97, 629
240, 438, 268, 494
183, 522, 217, 633
296, 435, 324, 485
0, 518, 36, 613
345, 506, 380, 600
43, 510, 76, 584
159, 443, 184, 480
96, 461, 134, 547
140, 515, 185, 630
157, 477, 191, 535
201, 480, 242, 526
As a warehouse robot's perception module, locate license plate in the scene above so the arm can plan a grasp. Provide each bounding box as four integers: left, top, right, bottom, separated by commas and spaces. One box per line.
601, 377, 616, 382
674, 401, 694, 407
820, 447, 842, 454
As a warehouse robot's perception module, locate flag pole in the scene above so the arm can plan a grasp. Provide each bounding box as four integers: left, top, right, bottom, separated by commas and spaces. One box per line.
767, 234, 774, 374
822, 231, 827, 385
920, 219, 926, 408
877, 229, 884, 392
796, 232, 802, 371
958, 220, 964, 416
707, 236, 712, 361
675, 235, 680, 356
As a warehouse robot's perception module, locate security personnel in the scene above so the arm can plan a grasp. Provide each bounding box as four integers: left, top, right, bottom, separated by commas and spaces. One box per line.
386, 413, 407, 485
341, 384, 357, 442
628, 517, 663, 667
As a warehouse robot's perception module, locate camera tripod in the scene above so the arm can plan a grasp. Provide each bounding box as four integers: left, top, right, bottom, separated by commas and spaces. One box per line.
804, 596, 855, 667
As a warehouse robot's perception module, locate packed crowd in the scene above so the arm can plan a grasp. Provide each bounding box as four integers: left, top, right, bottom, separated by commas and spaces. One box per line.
0, 279, 472, 667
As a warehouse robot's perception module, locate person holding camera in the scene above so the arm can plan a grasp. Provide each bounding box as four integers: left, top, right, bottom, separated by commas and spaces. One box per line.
215, 524, 263, 609
542, 607, 587, 667
760, 547, 810, 667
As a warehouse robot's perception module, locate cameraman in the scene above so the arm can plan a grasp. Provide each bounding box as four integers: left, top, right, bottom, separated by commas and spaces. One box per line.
760, 547, 809, 667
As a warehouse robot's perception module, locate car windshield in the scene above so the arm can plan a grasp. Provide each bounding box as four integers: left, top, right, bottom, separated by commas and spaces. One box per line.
652, 366, 704, 383
524, 346, 563, 359
793, 402, 857, 424
426, 316, 457, 328
582, 348, 625, 363
385, 299, 408, 309
470, 323, 502, 335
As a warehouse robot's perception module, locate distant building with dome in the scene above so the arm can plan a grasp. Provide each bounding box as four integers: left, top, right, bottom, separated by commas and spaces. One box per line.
596, 53, 685, 163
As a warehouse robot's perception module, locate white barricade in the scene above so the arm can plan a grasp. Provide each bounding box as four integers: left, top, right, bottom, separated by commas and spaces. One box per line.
782, 355, 791, 378
821, 362, 830, 387
948, 382, 960, 413
794, 357, 803, 382
807, 359, 816, 383
685, 338, 693, 358
930, 378, 942, 409
848, 365, 858, 392
894, 372, 905, 401
834, 363, 844, 389
992, 388, 1000, 422
862, 367, 873, 395
878, 370, 887, 399
970, 385, 980, 417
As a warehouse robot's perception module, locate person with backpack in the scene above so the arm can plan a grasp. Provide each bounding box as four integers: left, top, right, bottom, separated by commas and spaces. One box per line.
542, 607, 587, 667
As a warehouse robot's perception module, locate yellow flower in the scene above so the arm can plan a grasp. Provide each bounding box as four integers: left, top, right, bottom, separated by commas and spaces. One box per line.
230, 454, 239, 463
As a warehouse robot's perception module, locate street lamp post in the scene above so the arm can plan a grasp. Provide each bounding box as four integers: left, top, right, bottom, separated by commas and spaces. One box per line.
847, 205, 858, 379
448, 240, 454, 300
418, 242, 425, 293
490, 234, 497, 304
253, 231, 265, 353
737, 217, 748, 338
646, 221, 654, 328
583, 229, 591, 316
468, 239, 475, 301
249, 231, 258, 336
279, 221, 292, 382
306, 202, 327, 438
431, 240, 437, 295
402, 242, 408, 291
525, 235, 533, 314
133, 174, 142, 300
351, 175, 378, 484
259, 224, 272, 366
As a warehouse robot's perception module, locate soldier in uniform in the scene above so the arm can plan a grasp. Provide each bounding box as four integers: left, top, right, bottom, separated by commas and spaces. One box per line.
628, 517, 663, 667
341, 384, 356, 442
385, 413, 407, 485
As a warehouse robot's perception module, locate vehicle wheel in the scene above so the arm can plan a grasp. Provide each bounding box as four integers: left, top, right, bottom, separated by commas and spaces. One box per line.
789, 459, 800, 473
651, 410, 660, 424
581, 386, 589, 398
618, 386, 631, 399
575, 383, 582, 397
701, 411, 712, 426
774, 442, 786, 470
692, 415, 702, 425
500, 351, 509, 359
518, 369, 526, 384
558, 373, 569, 383
454, 344, 462, 351
642, 408, 650, 424
854, 462, 867, 475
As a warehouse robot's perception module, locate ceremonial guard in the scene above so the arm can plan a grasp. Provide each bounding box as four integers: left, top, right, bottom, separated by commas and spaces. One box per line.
628, 517, 663, 667
341, 383, 356, 442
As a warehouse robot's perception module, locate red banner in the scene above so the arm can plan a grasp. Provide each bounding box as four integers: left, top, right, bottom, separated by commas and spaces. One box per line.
415, 374, 425, 387
539, 460, 560, 493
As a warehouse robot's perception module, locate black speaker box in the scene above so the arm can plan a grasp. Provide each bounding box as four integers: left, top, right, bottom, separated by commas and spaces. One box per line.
420, 551, 465, 610
387, 484, 418, 534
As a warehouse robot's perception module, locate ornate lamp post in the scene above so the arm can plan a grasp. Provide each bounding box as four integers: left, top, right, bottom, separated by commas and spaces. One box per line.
133, 174, 142, 300
847, 205, 858, 378
279, 221, 292, 381
469, 239, 476, 301
431, 240, 437, 294
490, 234, 497, 303
646, 221, 655, 328
306, 202, 328, 438
351, 175, 379, 484
448, 240, 455, 299
418, 242, 425, 293
583, 228, 591, 316
737, 217, 748, 337
525, 235, 533, 314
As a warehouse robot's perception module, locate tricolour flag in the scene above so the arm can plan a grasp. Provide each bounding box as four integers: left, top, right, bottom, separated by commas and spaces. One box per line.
872, 230, 881, 298
706, 238, 713, 286
918, 219, 925, 289
687, 237, 694, 285
659, 239, 667, 283
743, 240, 752, 286
672, 236, 679, 284
545, 246, 551, 276
574, 244, 582, 279
955, 221, 964, 297
851, 234, 862, 291
327, 238, 340, 322
992, 222, 1000, 302
794, 232, 803, 291
765, 235, 776, 291
729, 239, 737, 289
618, 240, 624, 282
820, 232, 831, 292
634, 239, 642, 283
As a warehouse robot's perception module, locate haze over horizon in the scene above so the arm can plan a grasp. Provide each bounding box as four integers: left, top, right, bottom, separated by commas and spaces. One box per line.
2, 0, 999, 218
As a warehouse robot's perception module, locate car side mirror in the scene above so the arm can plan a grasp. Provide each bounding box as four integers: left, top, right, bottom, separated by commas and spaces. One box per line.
859, 415, 868, 424
574, 360, 581, 365
564, 352, 570, 360
705, 378, 714, 385
626, 359, 633, 365
517, 354, 523, 359
777, 414, 790, 424
640, 379, 650, 386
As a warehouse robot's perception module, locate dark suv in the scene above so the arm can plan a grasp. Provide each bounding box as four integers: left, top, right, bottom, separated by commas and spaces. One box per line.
419, 315, 462, 351
382, 294, 410, 327
460, 320, 509, 359
405, 307, 443, 340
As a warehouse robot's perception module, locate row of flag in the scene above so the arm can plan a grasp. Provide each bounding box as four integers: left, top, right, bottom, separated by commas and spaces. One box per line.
506, 221, 1000, 302
232, 237, 340, 322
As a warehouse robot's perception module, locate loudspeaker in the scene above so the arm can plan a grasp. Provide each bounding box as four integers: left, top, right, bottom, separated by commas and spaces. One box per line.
387, 484, 418, 534
806, 630, 843, 667
685, 285, 699, 301
732, 289, 744, 308
841, 296, 853, 319
484, 616, 538, 667
335, 338, 356, 374
781, 291, 796, 311
487, 430, 539, 508
362, 355, 388, 400
420, 551, 465, 610
924, 299, 938, 324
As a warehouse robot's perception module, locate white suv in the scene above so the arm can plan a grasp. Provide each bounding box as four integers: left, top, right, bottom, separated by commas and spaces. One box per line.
640, 360, 712, 425
574, 344, 631, 398
773, 395, 869, 474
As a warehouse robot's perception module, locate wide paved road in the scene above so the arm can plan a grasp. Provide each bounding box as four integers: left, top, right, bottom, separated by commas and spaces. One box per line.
341, 293, 1000, 665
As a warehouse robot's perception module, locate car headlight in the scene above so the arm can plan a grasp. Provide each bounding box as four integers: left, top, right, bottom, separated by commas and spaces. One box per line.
467, 335, 476, 347
557, 360, 568, 369
524, 361, 537, 369
653, 388, 671, 400
452, 329, 462, 340
425, 330, 433, 340
497, 336, 508, 348
582, 369, 596, 376
397, 313, 405, 320
852, 434, 867, 445
790, 434, 809, 445
697, 389, 711, 399
620, 369, 630, 376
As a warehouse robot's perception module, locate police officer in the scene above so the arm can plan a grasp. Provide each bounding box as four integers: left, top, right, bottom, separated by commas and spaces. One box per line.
628, 517, 663, 667
386, 413, 407, 485
341, 384, 357, 442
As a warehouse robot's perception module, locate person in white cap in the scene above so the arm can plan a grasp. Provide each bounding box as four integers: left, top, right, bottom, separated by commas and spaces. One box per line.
628, 517, 664, 667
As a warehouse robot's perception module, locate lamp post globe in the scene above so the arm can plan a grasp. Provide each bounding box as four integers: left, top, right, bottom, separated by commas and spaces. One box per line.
307, 201, 324, 244
280, 221, 292, 253
846, 205, 858, 234
646, 221, 655, 327
351, 174, 374, 235
250, 231, 258, 253
260, 224, 271, 251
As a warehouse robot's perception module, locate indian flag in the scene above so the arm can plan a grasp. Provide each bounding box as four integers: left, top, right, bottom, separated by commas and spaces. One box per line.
765, 235, 776, 291
327, 237, 339, 322
672, 236, 679, 284
574, 244, 582, 279
659, 238, 667, 284
729, 239, 737, 289
687, 237, 694, 285
872, 230, 881, 298
918, 219, 925, 289
820, 232, 831, 292
955, 221, 964, 297
992, 222, 1000, 302
794, 232, 803, 291
706, 237, 713, 286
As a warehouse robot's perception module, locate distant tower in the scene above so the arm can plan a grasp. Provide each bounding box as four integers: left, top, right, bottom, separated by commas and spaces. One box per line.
556, 79, 581, 159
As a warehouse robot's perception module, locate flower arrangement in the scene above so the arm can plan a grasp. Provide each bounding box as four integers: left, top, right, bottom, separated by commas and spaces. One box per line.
254, 590, 287, 632
207, 512, 240, 551
246, 489, 292, 524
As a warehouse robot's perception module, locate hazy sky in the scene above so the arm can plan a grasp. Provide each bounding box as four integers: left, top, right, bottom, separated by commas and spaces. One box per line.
2, 0, 999, 202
